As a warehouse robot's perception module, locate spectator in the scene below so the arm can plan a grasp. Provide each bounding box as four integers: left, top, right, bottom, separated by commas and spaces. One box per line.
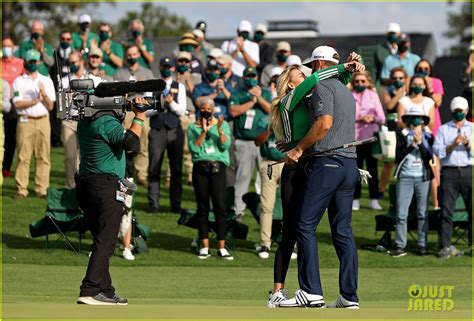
373, 22, 401, 84
18, 20, 54, 76
286, 54, 302, 67
434, 97, 472, 259
2, 37, 25, 178
61, 51, 102, 189
97, 23, 124, 77
187, 97, 233, 260
381, 33, 421, 84
390, 108, 433, 257
206, 47, 223, 66
268, 66, 284, 100
254, 23, 274, 75
72, 14, 100, 54
12, 49, 56, 199
217, 54, 244, 92
147, 57, 186, 213
379, 67, 409, 198
192, 59, 235, 121
124, 19, 155, 68
221, 20, 260, 77
177, 32, 204, 76
260, 41, 291, 88
351, 71, 385, 211
114, 45, 154, 186
193, 28, 214, 65
86, 47, 111, 81
229, 66, 271, 221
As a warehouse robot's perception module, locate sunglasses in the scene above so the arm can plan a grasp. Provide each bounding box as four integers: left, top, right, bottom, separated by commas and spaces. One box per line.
177, 59, 190, 63
89, 55, 100, 59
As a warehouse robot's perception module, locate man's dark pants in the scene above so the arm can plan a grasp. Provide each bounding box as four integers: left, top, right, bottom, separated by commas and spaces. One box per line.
296, 156, 359, 302
76, 174, 124, 297
439, 166, 472, 248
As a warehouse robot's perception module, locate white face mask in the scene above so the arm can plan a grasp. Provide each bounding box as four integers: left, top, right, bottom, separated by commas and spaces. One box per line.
2, 47, 13, 58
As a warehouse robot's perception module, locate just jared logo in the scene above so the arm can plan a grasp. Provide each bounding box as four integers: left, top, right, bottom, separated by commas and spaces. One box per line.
408, 284, 455, 312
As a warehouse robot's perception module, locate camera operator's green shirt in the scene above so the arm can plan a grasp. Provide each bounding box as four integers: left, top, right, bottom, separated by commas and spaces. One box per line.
77, 115, 126, 179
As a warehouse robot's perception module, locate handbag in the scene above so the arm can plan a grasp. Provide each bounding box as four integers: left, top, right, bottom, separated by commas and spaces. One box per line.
372, 127, 396, 161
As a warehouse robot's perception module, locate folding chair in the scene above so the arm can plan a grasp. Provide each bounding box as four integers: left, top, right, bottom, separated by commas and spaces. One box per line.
29, 188, 86, 254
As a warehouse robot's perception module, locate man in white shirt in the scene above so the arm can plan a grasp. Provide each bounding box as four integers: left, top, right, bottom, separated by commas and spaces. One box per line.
221, 20, 260, 77
12, 49, 56, 198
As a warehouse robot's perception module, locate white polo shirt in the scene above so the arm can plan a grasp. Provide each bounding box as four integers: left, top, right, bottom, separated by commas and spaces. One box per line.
221, 38, 260, 77
12, 73, 56, 118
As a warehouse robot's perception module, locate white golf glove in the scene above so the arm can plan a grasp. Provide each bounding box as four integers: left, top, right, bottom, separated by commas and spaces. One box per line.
358, 168, 372, 185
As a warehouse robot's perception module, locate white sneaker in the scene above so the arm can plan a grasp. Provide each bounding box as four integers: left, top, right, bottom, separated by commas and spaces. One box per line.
122, 248, 135, 261
267, 288, 288, 308
326, 294, 359, 309
217, 248, 234, 260
258, 246, 270, 259
279, 289, 325, 308
352, 199, 360, 211
370, 199, 383, 210
291, 252, 297, 260
198, 247, 211, 260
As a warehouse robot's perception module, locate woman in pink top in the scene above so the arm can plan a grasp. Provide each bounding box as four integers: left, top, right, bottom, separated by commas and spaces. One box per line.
351, 71, 386, 211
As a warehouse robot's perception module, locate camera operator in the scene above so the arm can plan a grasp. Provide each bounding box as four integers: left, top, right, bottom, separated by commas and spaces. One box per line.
75, 96, 148, 305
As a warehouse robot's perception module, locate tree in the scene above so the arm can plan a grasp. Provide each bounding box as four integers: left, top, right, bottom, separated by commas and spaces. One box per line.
114, 3, 192, 39
444, 1, 472, 56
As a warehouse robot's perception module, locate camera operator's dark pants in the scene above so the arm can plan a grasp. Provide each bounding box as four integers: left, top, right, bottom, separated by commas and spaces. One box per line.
192, 161, 227, 240
148, 127, 183, 211
76, 173, 123, 297
296, 156, 359, 302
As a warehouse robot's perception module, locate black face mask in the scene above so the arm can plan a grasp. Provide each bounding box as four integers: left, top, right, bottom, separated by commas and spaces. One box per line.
200, 111, 212, 120
398, 43, 409, 53
79, 23, 90, 32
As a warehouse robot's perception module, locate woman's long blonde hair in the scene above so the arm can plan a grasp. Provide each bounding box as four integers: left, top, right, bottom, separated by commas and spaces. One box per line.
270, 65, 302, 140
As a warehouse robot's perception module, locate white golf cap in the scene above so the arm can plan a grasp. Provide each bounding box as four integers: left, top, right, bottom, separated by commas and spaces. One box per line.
208, 48, 223, 59
276, 41, 291, 52
255, 23, 268, 34
287, 55, 302, 66
387, 22, 401, 33
238, 20, 252, 33
450, 96, 469, 112
78, 14, 91, 24
270, 66, 284, 78
192, 29, 204, 39
303, 46, 339, 67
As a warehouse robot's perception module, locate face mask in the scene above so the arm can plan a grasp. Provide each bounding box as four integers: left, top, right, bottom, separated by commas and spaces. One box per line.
99, 32, 109, 42
387, 34, 398, 44
220, 67, 228, 75
176, 65, 189, 74
180, 44, 194, 53
238, 32, 250, 41
354, 85, 366, 93
131, 30, 142, 38
69, 63, 80, 73
453, 111, 466, 122
244, 78, 258, 89
25, 62, 38, 72
79, 23, 90, 32
411, 86, 424, 95
206, 71, 218, 82
398, 43, 408, 53
393, 80, 405, 89
409, 117, 423, 127
417, 70, 428, 78
276, 53, 288, 63
31, 33, 41, 40
200, 111, 212, 120
127, 57, 138, 66
2, 47, 13, 58
160, 68, 172, 78
60, 41, 70, 49
254, 33, 264, 42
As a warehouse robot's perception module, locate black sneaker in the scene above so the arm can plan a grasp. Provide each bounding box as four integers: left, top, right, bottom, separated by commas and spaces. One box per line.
418, 246, 428, 256
390, 248, 407, 257
77, 292, 128, 305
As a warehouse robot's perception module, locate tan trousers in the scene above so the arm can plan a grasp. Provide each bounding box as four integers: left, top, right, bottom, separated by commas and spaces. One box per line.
123, 112, 150, 182
258, 159, 284, 248
15, 115, 51, 196
62, 120, 79, 189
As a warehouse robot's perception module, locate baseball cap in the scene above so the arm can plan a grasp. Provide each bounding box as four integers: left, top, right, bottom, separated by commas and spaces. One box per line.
398, 33, 411, 43
401, 107, 430, 125
450, 96, 469, 112
208, 48, 223, 59
192, 29, 204, 39
78, 14, 91, 24
24, 49, 40, 62
238, 20, 252, 33
160, 57, 174, 67
216, 54, 233, 65
89, 47, 103, 58
270, 66, 284, 79
303, 46, 339, 67
287, 54, 302, 66
176, 51, 192, 61
276, 41, 291, 52
255, 23, 268, 34
195, 20, 207, 32
243, 66, 257, 77
387, 22, 401, 33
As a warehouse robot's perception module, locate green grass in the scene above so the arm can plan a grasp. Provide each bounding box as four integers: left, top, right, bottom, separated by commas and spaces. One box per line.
2, 147, 472, 320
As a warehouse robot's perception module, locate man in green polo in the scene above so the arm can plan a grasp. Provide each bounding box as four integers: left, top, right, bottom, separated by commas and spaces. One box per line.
72, 13, 100, 55
97, 23, 124, 77
124, 19, 155, 69
18, 20, 54, 76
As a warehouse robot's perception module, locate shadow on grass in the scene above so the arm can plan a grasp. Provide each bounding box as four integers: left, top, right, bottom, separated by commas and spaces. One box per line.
3, 232, 84, 251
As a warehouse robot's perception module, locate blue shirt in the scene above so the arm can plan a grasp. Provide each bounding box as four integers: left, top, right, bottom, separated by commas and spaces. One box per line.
192, 81, 235, 120
381, 52, 421, 80
400, 135, 424, 178
433, 120, 472, 167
